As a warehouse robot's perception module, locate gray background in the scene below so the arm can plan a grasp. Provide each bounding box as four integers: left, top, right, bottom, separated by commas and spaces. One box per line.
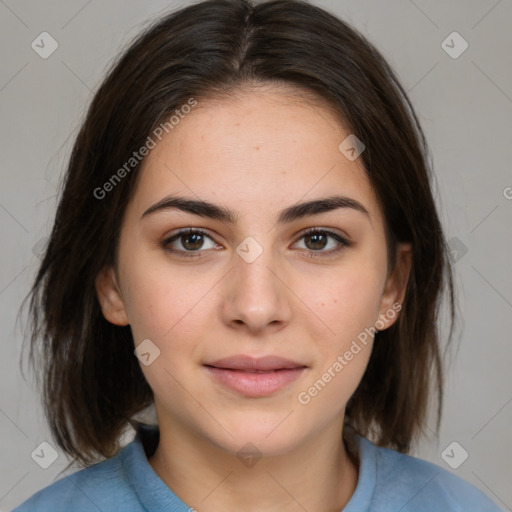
1, 0, 511, 510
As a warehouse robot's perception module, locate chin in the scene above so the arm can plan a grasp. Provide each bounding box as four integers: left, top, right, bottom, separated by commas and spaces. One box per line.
203, 413, 308, 458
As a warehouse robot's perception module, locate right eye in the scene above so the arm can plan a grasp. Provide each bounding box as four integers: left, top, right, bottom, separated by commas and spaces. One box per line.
161, 228, 220, 257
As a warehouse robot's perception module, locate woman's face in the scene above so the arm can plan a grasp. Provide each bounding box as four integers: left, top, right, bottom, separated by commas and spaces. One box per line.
96, 85, 410, 456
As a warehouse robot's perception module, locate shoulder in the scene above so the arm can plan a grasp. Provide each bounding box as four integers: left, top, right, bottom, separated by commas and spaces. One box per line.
11, 443, 141, 512
357, 436, 504, 511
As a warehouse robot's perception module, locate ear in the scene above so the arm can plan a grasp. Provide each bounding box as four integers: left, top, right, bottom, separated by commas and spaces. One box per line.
95, 266, 130, 326
376, 242, 412, 331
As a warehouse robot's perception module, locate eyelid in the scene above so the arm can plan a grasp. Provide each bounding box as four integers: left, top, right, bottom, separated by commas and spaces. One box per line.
298, 226, 351, 243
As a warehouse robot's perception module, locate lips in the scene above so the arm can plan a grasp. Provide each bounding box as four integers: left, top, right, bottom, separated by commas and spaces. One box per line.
205, 355, 307, 372
204, 355, 308, 397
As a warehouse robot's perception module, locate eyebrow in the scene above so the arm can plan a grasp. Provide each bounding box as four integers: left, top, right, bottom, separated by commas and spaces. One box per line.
141, 194, 370, 224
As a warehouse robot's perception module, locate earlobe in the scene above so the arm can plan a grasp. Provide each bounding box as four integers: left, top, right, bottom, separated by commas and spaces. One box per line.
377, 243, 412, 330
95, 266, 130, 326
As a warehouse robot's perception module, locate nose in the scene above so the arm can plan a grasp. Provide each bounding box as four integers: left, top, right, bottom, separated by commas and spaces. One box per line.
220, 239, 292, 335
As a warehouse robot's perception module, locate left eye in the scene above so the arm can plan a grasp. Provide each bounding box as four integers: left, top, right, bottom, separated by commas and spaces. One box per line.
295, 229, 349, 253
161, 228, 350, 257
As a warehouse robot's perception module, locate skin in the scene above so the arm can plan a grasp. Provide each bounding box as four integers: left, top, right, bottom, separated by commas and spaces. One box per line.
96, 84, 411, 512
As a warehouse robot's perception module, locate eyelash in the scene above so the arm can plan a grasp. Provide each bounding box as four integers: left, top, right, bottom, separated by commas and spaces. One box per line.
161, 227, 352, 259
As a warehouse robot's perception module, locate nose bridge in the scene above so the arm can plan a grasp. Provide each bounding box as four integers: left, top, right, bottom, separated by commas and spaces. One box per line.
234, 233, 280, 297
222, 233, 291, 330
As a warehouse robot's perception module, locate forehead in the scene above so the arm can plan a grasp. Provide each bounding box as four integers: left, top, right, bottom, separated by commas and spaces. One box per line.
127, 87, 381, 225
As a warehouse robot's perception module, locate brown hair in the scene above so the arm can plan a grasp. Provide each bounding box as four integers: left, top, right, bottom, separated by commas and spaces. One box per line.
20, 0, 456, 467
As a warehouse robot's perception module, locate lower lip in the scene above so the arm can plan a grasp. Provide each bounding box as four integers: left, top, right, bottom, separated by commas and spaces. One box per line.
205, 366, 307, 397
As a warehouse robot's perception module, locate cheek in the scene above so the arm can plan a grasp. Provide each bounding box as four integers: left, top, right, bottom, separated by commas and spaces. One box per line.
117, 239, 204, 340
290, 258, 385, 403
123, 265, 204, 397
300, 263, 384, 337
295, 272, 380, 412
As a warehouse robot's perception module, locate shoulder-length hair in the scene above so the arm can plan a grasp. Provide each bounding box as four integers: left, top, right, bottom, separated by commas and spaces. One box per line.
21, 0, 456, 466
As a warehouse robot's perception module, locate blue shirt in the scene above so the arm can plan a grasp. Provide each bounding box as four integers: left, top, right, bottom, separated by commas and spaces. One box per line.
12, 424, 503, 511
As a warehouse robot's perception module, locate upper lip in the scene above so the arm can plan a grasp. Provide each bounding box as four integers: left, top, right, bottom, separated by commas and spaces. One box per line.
204, 355, 307, 371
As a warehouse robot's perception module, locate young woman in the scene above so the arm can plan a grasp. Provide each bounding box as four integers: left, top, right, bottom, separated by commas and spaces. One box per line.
14, 0, 503, 510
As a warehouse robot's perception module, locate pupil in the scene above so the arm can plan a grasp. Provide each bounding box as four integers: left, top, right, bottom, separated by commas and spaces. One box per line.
307, 233, 326, 250
183, 233, 203, 250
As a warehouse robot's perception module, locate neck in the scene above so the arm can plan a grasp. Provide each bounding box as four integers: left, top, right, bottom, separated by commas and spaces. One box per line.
148, 420, 359, 512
